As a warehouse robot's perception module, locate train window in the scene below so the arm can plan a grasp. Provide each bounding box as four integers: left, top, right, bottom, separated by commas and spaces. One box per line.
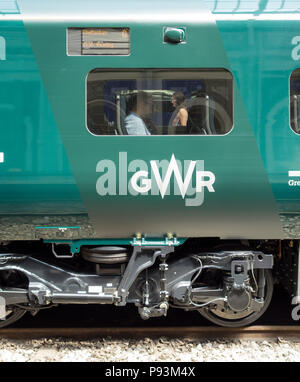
290, 69, 300, 134
86, 69, 233, 135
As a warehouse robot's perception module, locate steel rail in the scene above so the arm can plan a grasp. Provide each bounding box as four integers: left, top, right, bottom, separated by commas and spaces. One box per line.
0, 326, 299, 340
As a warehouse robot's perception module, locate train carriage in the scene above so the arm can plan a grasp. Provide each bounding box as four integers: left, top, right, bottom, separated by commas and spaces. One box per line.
0, 0, 299, 327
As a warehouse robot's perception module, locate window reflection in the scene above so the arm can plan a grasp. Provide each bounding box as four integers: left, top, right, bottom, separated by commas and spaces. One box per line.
86, 69, 233, 135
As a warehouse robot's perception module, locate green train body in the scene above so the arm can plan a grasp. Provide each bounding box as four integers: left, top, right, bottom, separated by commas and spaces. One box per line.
0, 0, 299, 327
0, 0, 299, 242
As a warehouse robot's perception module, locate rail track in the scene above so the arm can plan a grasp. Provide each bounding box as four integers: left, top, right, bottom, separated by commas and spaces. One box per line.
0, 326, 299, 340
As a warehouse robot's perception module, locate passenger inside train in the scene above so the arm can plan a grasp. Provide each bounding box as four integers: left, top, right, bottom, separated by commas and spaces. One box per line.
86, 69, 233, 136
123, 91, 152, 135
170, 91, 188, 134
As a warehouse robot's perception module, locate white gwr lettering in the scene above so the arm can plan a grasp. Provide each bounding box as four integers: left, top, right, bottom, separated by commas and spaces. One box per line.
150, 154, 197, 199
96, 152, 215, 207
130, 171, 151, 193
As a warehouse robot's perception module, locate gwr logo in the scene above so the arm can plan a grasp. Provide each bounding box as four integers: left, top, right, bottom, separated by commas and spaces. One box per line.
0, 36, 6, 61
96, 153, 216, 207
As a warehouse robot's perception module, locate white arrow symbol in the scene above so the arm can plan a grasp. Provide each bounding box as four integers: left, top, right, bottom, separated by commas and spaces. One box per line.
0, 153, 4, 163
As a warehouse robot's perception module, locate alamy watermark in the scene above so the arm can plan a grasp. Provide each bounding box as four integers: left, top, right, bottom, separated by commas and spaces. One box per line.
0, 37, 6, 61
96, 153, 216, 207
291, 296, 300, 320
0, 296, 6, 320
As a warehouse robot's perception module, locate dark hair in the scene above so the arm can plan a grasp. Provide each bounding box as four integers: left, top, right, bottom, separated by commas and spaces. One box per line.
127, 91, 150, 112
172, 91, 186, 108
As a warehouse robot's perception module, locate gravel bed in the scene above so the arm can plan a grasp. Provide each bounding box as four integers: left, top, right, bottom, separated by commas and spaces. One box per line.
0, 337, 299, 362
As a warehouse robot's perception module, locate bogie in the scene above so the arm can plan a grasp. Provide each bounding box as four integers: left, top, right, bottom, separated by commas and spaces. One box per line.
0, 240, 276, 328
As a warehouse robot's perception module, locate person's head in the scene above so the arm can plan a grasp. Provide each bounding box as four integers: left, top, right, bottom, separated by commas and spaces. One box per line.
128, 91, 152, 116
172, 91, 186, 108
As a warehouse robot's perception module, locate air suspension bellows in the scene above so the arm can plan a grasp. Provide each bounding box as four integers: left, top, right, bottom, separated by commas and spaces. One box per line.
81, 246, 129, 264
81, 246, 130, 275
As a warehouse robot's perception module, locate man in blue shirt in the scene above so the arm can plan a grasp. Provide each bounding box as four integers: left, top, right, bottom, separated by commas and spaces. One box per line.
124, 91, 152, 135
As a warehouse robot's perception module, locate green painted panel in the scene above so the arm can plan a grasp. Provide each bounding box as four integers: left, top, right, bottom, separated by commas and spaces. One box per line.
15, 0, 283, 239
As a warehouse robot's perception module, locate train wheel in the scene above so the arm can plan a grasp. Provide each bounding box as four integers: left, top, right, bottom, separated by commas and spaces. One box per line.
0, 306, 26, 328
198, 270, 273, 327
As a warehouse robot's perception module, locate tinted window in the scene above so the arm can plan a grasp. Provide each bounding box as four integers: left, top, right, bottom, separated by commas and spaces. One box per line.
86, 69, 233, 135
290, 68, 300, 134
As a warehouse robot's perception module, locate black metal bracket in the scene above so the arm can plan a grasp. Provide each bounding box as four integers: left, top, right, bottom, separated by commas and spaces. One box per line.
117, 245, 174, 306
